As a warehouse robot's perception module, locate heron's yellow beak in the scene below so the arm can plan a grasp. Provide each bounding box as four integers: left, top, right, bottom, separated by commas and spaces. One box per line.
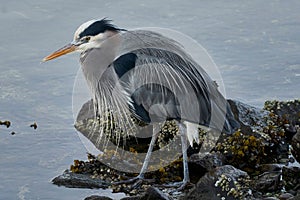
43, 43, 77, 62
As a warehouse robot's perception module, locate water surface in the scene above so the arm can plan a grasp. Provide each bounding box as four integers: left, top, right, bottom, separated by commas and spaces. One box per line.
0, 1, 299, 199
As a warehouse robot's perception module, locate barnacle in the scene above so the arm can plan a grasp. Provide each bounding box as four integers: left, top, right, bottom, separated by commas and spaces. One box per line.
216, 130, 266, 173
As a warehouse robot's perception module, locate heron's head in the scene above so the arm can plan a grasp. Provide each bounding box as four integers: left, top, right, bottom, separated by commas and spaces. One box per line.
43, 18, 123, 62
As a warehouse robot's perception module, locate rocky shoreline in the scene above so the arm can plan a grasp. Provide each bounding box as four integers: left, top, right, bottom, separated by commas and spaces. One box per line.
52, 99, 300, 200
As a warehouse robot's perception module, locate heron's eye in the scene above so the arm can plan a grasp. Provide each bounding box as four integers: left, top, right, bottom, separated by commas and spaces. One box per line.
80, 36, 91, 43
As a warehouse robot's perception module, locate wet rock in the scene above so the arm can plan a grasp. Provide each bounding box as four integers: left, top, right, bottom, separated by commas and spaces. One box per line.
264, 100, 300, 141
76, 99, 95, 122
228, 99, 269, 134
290, 193, 300, 200
282, 166, 300, 193
264, 100, 300, 126
120, 196, 141, 200
224, 99, 300, 172
252, 171, 282, 192
263, 197, 279, 200
279, 193, 294, 200
75, 100, 181, 154
291, 130, 300, 163
84, 196, 113, 200
189, 152, 225, 171
52, 170, 110, 189
257, 164, 282, 174
188, 152, 225, 182
183, 165, 253, 200
140, 187, 171, 200
252, 164, 283, 195
119, 187, 171, 200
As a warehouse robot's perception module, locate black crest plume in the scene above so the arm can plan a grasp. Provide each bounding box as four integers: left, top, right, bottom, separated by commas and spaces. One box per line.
79, 18, 125, 38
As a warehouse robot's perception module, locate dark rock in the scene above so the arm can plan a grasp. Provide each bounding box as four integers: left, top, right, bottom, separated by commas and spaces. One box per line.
252, 171, 282, 192
262, 197, 279, 200
183, 165, 252, 200
183, 174, 220, 200
228, 99, 269, 134
84, 196, 113, 200
290, 193, 300, 200
264, 100, 300, 126
252, 164, 283, 195
119, 187, 171, 200
52, 170, 110, 189
276, 142, 290, 164
189, 152, 225, 171
257, 164, 282, 173
188, 152, 225, 182
264, 100, 300, 142
279, 193, 294, 200
282, 166, 300, 193
285, 125, 298, 141
120, 196, 141, 200
141, 187, 171, 200
76, 99, 95, 122
291, 130, 300, 163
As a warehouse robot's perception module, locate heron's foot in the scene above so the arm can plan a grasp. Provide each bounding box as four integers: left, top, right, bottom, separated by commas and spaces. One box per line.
160, 180, 194, 193
113, 175, 155, 189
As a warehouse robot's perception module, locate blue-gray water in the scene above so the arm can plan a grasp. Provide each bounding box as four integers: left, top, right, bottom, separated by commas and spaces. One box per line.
0, 1, 299, 199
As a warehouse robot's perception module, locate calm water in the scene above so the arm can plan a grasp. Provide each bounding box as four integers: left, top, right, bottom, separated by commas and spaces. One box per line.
0, 1, 299, 199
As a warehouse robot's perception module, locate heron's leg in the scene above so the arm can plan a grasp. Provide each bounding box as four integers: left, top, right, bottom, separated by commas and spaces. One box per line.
178, 122, 190, 190
179, 122, 190, 182
135, 124, 160, 180
161, 122, 192, 191
113, 124, 160, 186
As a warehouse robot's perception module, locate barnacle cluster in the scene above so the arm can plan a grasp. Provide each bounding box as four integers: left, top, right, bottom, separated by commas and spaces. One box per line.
216, 131, 267, 172
262, 100, 300, 163
264, 100, 300, 134
214, 174, 251, 199
263, 107, 288, 144
157, 120, 179, 149
264, 99, 300, 114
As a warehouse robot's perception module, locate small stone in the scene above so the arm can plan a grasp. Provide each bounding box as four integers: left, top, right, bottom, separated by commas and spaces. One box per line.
263, 197, 279, 200
282, 166, 300, 192
257, 164, 282, 173
52, 170, 110, 189
289, 157, 295, 163
84, 195, 113, 200
291, 130, 300, 163
279, 193, 294, 200
290, 193, 300, 200
252, 171, 281, 192
140, 187, 171, 200
189, 152, 225, 172
120, 196, 141, 200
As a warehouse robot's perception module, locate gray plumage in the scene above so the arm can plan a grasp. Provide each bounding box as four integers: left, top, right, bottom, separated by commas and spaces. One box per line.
80, 29, 238, 140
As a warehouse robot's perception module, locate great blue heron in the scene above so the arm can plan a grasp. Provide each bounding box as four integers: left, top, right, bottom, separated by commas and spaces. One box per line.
43, 19, 239, 190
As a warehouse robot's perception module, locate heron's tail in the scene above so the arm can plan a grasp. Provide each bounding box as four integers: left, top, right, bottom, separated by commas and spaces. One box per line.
222, 101, 240, 134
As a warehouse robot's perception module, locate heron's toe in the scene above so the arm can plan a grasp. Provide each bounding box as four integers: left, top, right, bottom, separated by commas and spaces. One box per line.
113, 175, 155, 189
160, 180, 194, 193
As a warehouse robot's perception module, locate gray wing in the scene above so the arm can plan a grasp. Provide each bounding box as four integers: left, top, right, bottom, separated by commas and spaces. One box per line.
113, 48, 216, 128
111, 30, 239, 133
